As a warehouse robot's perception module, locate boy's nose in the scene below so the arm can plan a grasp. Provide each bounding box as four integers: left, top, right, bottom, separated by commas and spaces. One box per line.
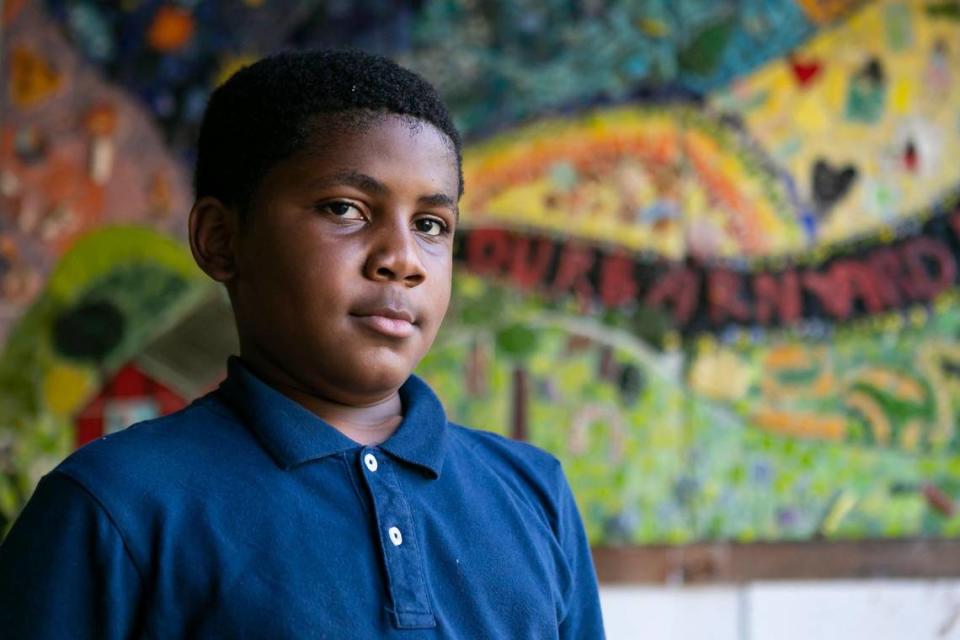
364, 223, 427, 287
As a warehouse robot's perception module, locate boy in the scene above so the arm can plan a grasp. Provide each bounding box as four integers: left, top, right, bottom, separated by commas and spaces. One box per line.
0, 50, 605, 638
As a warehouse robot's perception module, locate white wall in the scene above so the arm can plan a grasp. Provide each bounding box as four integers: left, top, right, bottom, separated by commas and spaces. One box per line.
600, 580, 960, 640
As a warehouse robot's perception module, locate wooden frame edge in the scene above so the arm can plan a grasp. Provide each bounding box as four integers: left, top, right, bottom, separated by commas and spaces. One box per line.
592, 539, 960, 584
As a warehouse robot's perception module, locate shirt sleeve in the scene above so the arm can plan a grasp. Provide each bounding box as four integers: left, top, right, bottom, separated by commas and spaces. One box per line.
0, 471, 144, 639
555, 465, 606, 639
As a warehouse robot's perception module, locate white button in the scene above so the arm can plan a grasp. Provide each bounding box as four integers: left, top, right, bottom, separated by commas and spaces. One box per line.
364, 453, 378, 472
388, 526, 403, 546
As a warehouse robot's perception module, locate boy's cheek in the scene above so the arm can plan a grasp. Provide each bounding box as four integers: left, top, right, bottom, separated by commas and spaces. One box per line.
435, 280, 453, 323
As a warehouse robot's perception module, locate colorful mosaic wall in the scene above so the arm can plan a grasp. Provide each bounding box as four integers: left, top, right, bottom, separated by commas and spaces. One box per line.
3, 0, 960, 545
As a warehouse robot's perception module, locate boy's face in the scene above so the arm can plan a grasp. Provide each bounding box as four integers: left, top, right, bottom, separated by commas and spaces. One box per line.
228, 115, 459, 404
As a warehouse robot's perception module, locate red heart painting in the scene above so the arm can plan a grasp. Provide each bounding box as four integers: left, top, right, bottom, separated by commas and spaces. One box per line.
789, 54, 823, 88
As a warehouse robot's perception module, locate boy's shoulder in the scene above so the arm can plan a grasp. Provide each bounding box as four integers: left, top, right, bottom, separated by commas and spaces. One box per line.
444, 422, 566, 494
53, 392, 243, 496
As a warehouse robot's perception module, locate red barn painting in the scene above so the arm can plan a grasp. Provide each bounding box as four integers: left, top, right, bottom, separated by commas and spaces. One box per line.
74, 363, 186, 447
72, 291, 238, 448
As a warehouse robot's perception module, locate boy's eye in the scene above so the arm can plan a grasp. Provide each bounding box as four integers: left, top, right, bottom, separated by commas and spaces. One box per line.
319, 201, 364, 220
414, 217, 446, 237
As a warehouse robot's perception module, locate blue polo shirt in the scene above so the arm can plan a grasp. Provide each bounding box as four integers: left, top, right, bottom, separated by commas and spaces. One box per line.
0, 357, 604, 638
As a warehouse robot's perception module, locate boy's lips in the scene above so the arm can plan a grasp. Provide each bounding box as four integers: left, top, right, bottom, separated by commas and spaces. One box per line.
350, 307, 417, 338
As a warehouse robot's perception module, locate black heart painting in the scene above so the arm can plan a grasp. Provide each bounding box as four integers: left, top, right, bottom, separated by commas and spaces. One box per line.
812, 159, 858, 213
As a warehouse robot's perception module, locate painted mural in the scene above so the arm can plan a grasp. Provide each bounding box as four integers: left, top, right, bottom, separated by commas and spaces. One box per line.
2, 0, 960, 546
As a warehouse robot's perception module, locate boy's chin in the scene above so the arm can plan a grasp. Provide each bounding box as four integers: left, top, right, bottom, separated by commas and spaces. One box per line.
348, 368, 412, 397
319, 356, 421, 402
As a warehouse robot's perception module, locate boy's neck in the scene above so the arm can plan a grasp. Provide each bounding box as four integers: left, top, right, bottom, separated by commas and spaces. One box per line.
302, 394, 403, 446
238, 354, 404, 446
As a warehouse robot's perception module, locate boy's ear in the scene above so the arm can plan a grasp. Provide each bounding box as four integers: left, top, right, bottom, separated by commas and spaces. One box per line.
188, 196, 240, 283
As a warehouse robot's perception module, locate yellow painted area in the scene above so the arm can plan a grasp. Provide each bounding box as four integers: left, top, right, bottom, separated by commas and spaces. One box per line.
687, 349, 753, 401
902, 419, 922, 452
811, 370, 837, 398
461, 106, 802, 258
796, 0, 864, 24
43, 363, 96, 417
10, 47, 62, 109
918, 342, 960, 449
764, 344, 811, 368
715, 0, 960, 247
695, 333, 718, 354
854, 368, 926, 403
890, 77, 914, 115
215, 54, 259, 88
637, 17, 669, 38
46, 226, 201, 302
845, 390, 892, 444
751, 409, 847, 441
792, 93, 832, 132
909, 306, 929, 328
820, 491, 857, 535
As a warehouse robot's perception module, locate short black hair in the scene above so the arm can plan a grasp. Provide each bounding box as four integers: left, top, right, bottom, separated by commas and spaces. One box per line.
193, 49, 463, 214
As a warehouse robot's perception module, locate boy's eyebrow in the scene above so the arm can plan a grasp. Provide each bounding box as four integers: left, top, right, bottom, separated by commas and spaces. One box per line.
417, 193, 457, 211
310, 170, 388, 195
312, 170, 459, 215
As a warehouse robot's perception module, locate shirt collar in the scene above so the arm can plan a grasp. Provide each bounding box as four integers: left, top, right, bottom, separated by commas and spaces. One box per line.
218, 356, 447, 478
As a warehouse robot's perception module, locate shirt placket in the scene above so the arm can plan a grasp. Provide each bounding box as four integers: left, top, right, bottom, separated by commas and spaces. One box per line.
359, 448, 436, 630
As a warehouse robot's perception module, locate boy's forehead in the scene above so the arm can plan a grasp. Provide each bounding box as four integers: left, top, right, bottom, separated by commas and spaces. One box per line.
298, 111, 461, 191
